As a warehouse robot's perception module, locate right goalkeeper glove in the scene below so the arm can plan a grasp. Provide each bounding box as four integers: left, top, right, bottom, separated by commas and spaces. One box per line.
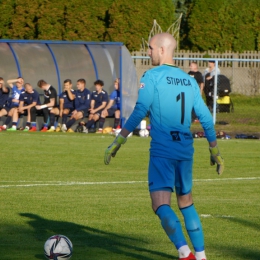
104, 134, 127, 165
209, 145, 224, 175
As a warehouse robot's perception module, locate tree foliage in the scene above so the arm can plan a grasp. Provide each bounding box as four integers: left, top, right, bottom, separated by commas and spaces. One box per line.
106, 0, 175, 50
0, 0, 259, 51
187, 0, 260, 52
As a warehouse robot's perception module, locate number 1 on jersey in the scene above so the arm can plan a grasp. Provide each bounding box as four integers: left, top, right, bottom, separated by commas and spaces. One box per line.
176, 92, 185, 124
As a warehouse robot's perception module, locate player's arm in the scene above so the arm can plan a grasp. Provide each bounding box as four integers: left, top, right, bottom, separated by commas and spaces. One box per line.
104, 99, 114, 111
199, 82, 204, 95
66, 89, 75, 100
7, 78, 20, 88
92, 101, 107, 114
59, 98, 64, 116
104, 71, 154, 165
0, 80, 9, 93
22, 101, 37, 111
193, 82, 224, 174
197, 73, 204, 95
88, 99, 95, 114
18, 100, 25, 113
36, 96, 56, 110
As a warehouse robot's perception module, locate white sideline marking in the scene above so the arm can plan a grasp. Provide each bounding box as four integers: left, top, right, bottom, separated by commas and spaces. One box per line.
0, 181, 147, 188
0, 177, 260, 188
193, 177, 260, 182
201, 214, 234, 218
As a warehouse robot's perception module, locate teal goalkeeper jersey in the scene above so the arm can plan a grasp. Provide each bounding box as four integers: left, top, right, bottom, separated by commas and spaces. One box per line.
124, 64, 216, 160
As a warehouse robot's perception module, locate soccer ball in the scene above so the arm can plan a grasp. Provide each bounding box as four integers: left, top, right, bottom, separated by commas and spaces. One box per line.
139, 129, 149, 137
44, 235, 73, 260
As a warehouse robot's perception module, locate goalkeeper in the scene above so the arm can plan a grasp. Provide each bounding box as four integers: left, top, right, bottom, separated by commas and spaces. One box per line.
104, 33, 223, 260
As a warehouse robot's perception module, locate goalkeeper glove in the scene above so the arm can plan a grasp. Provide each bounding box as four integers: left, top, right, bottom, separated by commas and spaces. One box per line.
209, 145, 224, 175
104, 134, 127, 165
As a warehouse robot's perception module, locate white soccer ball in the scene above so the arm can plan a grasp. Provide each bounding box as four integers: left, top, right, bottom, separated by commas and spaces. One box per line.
44, 235, 73, 260
139, 129, 149, 137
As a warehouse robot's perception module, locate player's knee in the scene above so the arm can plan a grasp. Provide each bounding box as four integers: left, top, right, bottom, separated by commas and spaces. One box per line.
177, 192, 193, 208
115, 110, 120, 117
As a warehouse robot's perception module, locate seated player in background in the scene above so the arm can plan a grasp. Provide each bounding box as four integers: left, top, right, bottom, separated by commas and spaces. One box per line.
7, 83, 40, 131
0, 77, 24, 130
97, 78, 121, 133
84, 79, 108, 132
36, 79, 58, 132
0, 77, 10, 122
61, 78, 91, 133
55, 79, 75, 132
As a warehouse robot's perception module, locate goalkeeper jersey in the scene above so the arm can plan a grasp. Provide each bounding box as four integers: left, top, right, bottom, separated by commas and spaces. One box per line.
124, 64, 216, 160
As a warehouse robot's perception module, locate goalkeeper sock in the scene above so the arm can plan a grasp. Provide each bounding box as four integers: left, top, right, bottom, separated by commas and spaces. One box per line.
99, 117, 105, 129
180, 204, 205, 253
156, 205, 187, 250
66, 118, 76, 129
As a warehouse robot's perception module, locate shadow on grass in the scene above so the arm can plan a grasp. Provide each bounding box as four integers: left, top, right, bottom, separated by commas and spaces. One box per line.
211, 217, 260, 260
20, 213, 176, 260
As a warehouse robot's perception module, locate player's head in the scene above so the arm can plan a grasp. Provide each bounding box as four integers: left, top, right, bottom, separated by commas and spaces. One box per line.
94, 79, 104, 93
76, 78, 86, 91
208, 60, 215, 69
17, 77, 24, 88
114, 78, 120, 90
189, 61, 198, 71
63, 79, 72, 91
148, 33, 177, 66
24, 83, 33, 93
37, 79, 48, 90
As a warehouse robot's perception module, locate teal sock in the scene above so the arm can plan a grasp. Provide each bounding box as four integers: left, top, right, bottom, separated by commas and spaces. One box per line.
156, 204, 187, 249
180, 204, 204, 252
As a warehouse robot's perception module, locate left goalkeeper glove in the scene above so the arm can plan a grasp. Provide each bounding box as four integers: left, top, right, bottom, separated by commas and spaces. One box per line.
104, 134, 127, 165
209, 145, 224, 175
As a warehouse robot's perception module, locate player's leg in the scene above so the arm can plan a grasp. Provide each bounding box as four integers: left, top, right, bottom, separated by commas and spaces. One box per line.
21, 109, 30, 131
65, 110, 78, 132
29, 107, 37, 131
85, 112, 100, 130
1, 106, 13, 130
57, 108, 69, 132
47, 108, 59, 132
114, 109, 120, 129
149, 156, 195, 260
0, 108, 8, 130
7, 108, 19, 131
41, 107, 50, 131
176, 160, 207, 260
98, 109, 108, 132
66, 111, 85, 132
60, 108, 70, 130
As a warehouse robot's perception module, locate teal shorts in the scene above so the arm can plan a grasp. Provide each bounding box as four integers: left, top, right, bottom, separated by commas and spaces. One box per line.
148, 156, 193, 195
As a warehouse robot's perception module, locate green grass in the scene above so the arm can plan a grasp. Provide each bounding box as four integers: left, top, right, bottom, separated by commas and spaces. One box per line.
190, 94, 260, 136
0, 132, 260, 260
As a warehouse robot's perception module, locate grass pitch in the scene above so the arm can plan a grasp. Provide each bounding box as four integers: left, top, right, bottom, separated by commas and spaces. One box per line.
0, 132, 260, 260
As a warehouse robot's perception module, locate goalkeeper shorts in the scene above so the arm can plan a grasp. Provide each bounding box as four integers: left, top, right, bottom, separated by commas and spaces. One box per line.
148, 156, 193, 195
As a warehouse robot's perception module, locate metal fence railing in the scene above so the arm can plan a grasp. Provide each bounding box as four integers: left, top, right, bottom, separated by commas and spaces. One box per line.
132, 56, 260, 136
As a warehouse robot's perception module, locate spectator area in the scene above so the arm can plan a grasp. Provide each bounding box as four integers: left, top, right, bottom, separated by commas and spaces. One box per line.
0, 40, 138, 129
